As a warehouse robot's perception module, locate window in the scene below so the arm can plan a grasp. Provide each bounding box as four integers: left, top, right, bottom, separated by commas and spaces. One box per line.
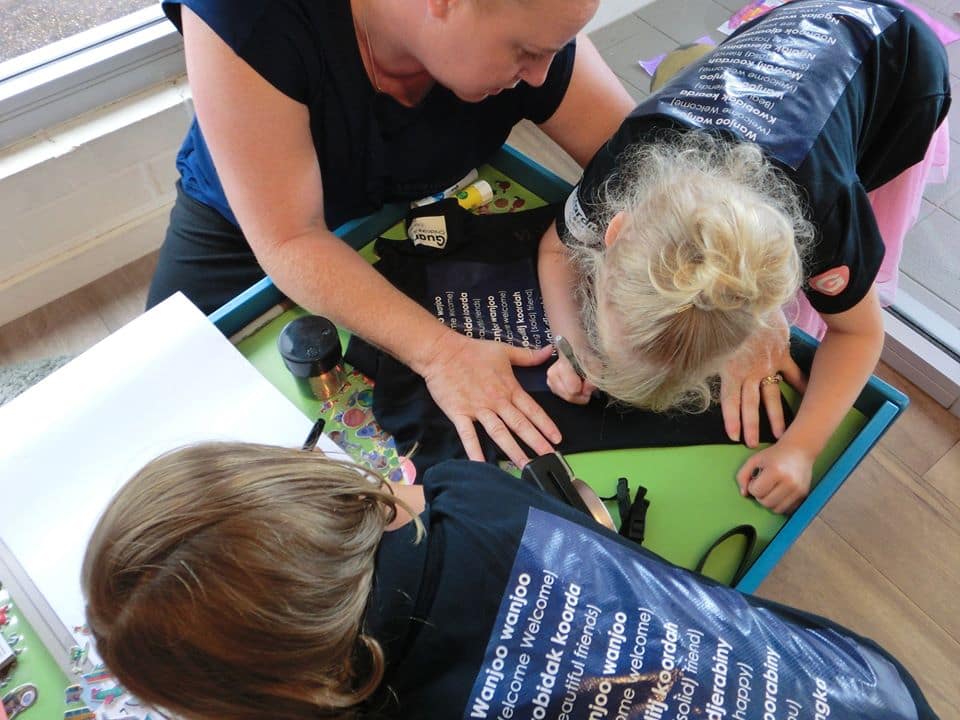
0, 3, 184, 149
0, 0, 158, 65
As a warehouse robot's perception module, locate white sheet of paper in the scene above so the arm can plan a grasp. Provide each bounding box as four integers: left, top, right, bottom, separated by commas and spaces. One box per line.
0, 293, 346, 664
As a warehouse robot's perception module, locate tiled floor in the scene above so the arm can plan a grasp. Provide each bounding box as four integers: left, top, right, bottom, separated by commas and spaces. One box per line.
588, 0, 960, 330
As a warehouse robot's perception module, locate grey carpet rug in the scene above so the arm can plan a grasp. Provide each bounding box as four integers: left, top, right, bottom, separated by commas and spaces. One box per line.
0, 355, 73, 408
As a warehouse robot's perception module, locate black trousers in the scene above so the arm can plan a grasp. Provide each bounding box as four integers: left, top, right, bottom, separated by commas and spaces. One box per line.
146, 182, 266, 314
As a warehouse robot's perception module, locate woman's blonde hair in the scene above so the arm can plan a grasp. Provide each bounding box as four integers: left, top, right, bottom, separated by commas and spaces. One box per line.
571, 131, 813, 412
82, 442, 421, 720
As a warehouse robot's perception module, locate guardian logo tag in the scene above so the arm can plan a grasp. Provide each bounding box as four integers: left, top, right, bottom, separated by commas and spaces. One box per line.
409, 215, 448, 250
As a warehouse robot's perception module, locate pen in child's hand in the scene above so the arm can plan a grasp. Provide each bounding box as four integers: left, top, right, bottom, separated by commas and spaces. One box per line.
302, 418, 326, 451
744, 465, 763, 497
554, 335, 585, 379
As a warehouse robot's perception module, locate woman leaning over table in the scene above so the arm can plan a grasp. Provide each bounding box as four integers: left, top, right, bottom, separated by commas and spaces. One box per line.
148, 0, 635, 468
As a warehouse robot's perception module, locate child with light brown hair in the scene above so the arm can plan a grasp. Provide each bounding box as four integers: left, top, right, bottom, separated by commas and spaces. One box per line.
83, 442, 425, 720
539, 0, 950, 514
83, 441, 939, 719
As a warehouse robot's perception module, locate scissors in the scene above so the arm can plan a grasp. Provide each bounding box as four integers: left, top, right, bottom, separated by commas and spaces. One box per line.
553, 335, 585, 379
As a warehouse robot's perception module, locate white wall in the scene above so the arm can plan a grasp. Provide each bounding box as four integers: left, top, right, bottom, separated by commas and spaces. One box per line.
0, 77, 192, 327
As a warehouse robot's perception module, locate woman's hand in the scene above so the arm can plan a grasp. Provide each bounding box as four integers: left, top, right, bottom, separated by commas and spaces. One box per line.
719, 310, 807, 447
422, 333, 561, 468
735, 441, 816, 515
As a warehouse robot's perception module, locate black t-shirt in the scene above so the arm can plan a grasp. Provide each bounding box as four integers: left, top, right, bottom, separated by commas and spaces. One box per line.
363, 460, 935, 719
559, 0, 950, 315
162, 0, 576, 230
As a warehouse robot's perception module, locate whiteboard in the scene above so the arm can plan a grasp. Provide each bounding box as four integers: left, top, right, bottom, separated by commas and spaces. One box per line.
0, 293, 344, 666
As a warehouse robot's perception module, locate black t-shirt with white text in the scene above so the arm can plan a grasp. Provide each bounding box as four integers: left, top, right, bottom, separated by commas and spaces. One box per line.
362, 460, 936, 719
559, 0, 950, 314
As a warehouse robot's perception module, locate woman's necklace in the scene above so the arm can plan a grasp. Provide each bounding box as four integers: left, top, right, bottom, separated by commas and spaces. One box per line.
357, 3, 433, 106
360, 5, 383, 93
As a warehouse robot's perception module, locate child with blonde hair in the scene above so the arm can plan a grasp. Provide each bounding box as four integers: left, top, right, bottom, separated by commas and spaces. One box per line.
539, 0, 950, 514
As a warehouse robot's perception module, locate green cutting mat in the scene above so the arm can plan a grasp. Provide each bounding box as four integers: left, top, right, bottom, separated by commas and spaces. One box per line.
239, 307, 866, 584
564, 388, 865, 582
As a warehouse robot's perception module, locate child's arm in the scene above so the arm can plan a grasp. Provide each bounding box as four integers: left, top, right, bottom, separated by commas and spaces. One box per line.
538, 222, 597, 404
735, 286, 885, 513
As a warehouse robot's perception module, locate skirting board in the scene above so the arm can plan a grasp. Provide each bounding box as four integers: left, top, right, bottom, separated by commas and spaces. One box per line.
0, 203, 168, 328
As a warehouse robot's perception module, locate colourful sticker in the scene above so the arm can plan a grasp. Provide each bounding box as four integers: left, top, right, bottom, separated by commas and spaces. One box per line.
63, 708, 95, 720
356, 389, 374, 407
342, 408, 367, 428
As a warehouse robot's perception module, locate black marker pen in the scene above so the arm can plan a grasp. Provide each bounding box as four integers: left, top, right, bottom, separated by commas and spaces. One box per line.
302, 418, 326, 451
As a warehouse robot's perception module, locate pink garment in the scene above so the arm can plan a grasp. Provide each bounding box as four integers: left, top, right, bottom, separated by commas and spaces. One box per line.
789, 119, 951, 339
892, 0, 960, 45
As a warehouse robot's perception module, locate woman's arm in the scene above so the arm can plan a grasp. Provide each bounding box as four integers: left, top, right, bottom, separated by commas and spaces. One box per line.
538, 34, 635, 167
181, 8, 560, 467
736, 287, 885, 513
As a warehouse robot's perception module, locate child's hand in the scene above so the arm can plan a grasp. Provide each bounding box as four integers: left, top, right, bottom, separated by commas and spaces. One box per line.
720, 310, 807, 447
735, 441, 815, 514
546, 351, 597, 405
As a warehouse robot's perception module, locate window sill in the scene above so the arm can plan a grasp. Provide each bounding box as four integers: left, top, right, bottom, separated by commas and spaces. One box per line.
0, 6, 185, 151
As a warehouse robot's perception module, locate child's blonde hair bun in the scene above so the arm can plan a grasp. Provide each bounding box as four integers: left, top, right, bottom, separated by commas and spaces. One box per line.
571, 132, 813, 412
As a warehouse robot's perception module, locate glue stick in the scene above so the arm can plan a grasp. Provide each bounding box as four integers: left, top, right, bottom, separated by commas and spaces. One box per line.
456, 180, 494, 210
410, 168, 479, 207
